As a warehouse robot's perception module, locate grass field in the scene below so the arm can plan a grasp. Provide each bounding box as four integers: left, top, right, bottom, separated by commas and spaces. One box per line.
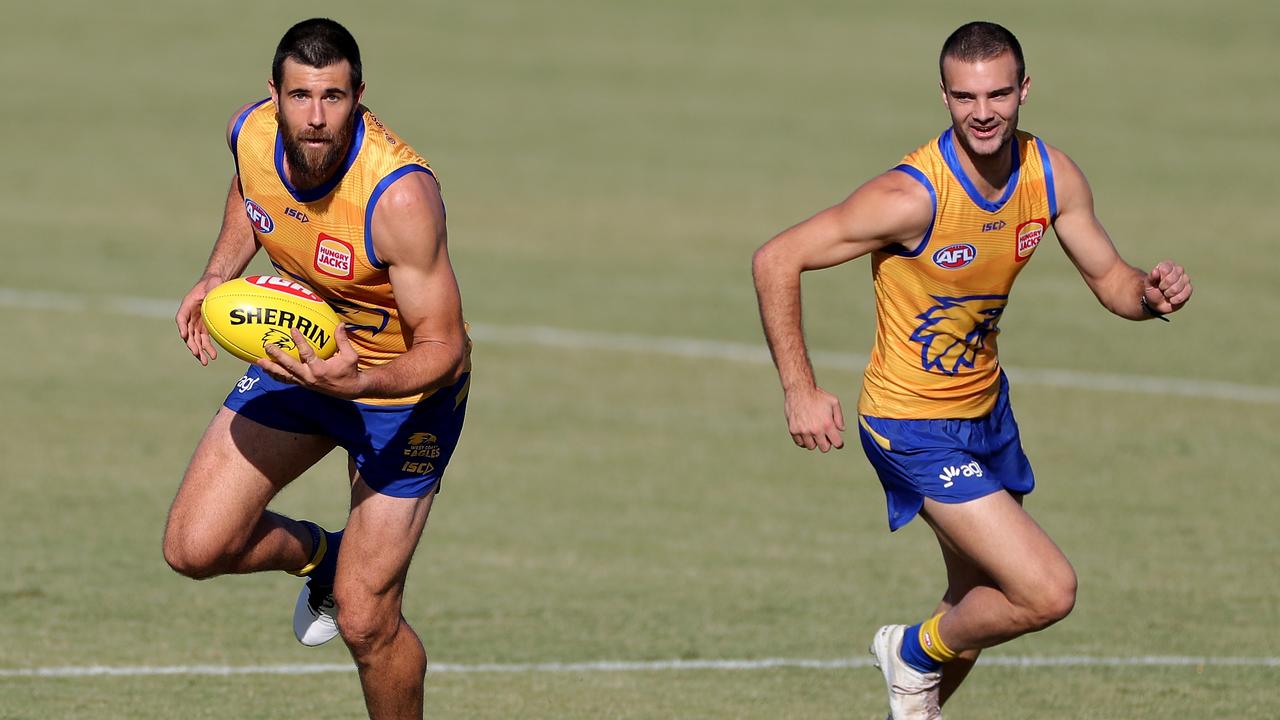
2, 1, 1278, 718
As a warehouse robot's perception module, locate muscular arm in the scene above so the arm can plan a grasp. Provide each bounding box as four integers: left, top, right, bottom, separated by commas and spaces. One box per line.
175, 104, 263, 364
261, 170, 466, 399
204, 103, 266, 282
201, 176, 260, 281
751, 170, 933, 450
356, 171, 467, 398
1048, 145, 1192, 319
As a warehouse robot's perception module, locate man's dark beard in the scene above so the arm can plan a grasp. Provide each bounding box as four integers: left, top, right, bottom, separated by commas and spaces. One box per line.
279, 111, 355, 190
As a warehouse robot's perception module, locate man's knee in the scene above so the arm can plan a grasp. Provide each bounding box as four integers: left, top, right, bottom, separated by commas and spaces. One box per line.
334, 593, 402, 658
1041, 570, 1079, 626
161, 519, 237, 580
1016, 568, 1077, 631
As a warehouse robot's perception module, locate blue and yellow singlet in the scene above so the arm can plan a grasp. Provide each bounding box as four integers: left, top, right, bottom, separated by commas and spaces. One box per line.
230, 99, 465, 405
858, 129, 1057, 419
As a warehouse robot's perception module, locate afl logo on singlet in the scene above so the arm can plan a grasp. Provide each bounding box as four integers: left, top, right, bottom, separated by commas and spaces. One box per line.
244, 198, 274, 234
932, 243, 977, 270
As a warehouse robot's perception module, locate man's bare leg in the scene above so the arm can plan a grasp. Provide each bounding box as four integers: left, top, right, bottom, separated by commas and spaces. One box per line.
335, 475, 435, 720
163, 408, 336, 578
928, 532, 988, 706
872, 492, 1074, 718
921, 491, 1076, 654
926, 492, 1029, 705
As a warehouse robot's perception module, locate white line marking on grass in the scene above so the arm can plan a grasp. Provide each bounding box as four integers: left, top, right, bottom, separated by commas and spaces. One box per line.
463, 325, 1280, 406
0, 288, 177, 320
433, 655, 1280, 671
5, 287, 1278, 405
2, 656, 1277, 678
0, 664, 357, 678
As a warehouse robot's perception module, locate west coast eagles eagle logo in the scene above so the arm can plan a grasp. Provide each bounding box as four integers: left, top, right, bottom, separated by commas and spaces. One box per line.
262, 328, 296, 353
910, 295, 1008, 375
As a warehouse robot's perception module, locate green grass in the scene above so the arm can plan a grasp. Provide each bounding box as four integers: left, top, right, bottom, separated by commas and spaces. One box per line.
2, 0, 1278, 718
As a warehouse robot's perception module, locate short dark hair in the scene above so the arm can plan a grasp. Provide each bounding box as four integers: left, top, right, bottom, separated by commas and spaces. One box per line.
272, 18, 363, 92
939, 21, 1025, 84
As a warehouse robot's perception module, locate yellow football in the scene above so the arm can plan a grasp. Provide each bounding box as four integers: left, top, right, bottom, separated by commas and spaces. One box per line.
200, 275, 341, 363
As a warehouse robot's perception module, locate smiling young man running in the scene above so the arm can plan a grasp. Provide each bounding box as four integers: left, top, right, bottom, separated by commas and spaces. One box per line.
752, 21, 1192, 719
165, 18, 470, 719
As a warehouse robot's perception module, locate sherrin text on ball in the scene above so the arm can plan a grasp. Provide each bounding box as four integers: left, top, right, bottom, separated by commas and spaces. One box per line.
200, 275, 340, 363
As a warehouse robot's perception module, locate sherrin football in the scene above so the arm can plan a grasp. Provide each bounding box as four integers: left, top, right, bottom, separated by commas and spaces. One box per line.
200, 275, 340, 363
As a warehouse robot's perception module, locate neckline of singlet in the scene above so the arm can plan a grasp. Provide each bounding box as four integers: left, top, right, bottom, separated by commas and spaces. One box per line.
938, 127, 1022, 213
273, 109, 369, 203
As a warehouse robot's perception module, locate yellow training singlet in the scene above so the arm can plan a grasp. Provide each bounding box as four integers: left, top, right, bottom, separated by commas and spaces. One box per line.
857, 129, 1057, 419
231, 99, 465, 405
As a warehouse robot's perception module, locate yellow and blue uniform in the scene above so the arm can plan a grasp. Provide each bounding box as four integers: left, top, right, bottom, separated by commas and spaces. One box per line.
220, 99, 468, 498
228, 98, 469, 405
857, 128, 1056, 529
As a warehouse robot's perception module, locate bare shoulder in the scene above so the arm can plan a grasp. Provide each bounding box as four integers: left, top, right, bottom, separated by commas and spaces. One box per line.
374, 168, 444, 220
859, 167, 934, 209
1041, 141, 1086, 179
837, 168, 935, 243
370, 168, 446, 265
225, 101, 263, 145
1039, 140, 1093, 213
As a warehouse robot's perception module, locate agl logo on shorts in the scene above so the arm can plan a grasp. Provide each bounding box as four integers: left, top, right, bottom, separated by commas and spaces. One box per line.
938, 461, 983, 488
314, 234, 355, 280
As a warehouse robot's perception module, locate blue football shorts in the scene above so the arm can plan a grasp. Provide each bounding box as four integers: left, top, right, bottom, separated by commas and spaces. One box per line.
222, 365, 470, 498
857, 373, 1034, 531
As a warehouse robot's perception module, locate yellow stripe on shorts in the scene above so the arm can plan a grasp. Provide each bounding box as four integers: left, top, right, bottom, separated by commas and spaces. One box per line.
858, 416, 892, 451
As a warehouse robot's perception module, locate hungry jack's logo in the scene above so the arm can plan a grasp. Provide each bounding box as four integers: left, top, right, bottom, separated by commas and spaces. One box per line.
314, 233, 355, 280
910, 295, 1008, 375
1015, 218, 1047, 261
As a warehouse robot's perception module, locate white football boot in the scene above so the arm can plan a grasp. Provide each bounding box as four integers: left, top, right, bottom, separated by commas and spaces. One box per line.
869, 624, 943, 720
293, 579, 339, 646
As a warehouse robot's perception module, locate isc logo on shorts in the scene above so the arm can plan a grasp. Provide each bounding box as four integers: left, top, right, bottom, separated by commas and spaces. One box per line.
314, 234, 355, 280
